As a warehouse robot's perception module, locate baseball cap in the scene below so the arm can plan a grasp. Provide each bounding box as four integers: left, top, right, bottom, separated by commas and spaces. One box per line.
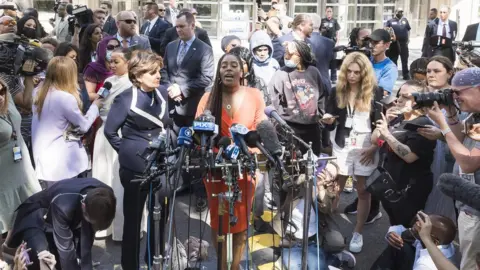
366, 29, 391, 43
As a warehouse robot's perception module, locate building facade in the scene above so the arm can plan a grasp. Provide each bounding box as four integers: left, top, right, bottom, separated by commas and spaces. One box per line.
32, 0, 480, 40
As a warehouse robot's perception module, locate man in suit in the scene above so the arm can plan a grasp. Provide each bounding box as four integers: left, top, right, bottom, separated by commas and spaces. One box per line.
5, 178, 116, 270
310, 14, 334, 91
100, 1, 118, 36
272, 13, 313, 67
462, 22, 479, 42
159, 8, 211, 57
141, 2, 170, 55
115, 11, 151, 50
54, 3, 71, 42
422, 5, 457, 63
422, 8, 438, 57
162, 11, 214, 211
165, 0, 179, 26
158, 3, 170, 23
92, 8, 107, 30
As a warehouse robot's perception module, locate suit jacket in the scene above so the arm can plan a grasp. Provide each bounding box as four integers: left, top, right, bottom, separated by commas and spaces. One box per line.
422, 18, 457, 60
103, 15, 118, 36
8, 178, 111, 270
462, 23, 479, 42
54, 16, 71, 42
140, 17, 171, 55
129, 34, 152, 51
162, 38, 214, 117
159, 26, 212, 58
309, 32, 335, 91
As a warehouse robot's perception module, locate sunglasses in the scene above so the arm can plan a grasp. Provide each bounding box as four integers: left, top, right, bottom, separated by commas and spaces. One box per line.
107, 44, 120, 50
1, 20, 16, 26
120, 19, 136, 24
159, 9, 165, 12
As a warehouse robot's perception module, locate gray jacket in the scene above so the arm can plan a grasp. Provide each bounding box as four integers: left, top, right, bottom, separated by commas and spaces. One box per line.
249, 30, 280, 86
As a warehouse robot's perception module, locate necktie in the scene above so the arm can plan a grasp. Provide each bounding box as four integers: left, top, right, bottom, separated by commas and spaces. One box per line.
122, 39, 129, 48
144, 21, 151, 35
442, 23, 447, 37
177, 42, 187, 66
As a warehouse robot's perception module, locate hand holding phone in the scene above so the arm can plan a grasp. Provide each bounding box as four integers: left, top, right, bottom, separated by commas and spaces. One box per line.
403, 123, 426, 132
321, 113, 338, 125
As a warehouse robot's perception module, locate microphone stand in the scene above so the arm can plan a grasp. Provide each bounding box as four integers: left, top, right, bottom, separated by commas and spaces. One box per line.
301, 142, 314, 270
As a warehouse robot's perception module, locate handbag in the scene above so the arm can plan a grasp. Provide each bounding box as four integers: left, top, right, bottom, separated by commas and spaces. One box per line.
365, 147, 411, 203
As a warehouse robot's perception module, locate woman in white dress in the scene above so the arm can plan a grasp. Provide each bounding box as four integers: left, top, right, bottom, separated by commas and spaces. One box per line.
322, 52, 383, 253
92, 48, 146, 241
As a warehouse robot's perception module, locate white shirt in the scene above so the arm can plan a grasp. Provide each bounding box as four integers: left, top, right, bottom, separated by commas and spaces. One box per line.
386, 225, 456, 270
146, 16, 159, 34
436, 19, 452, 38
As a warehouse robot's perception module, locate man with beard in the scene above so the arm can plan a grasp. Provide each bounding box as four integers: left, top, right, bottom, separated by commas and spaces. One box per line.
115, 11, 151, 50
386, 8, 411, 80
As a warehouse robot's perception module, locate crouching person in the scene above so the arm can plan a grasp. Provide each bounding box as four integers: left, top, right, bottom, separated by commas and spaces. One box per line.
5, 178, 116, 270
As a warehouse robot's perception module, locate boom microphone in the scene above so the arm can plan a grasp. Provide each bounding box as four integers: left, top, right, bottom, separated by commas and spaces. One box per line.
264, 106, 294, 133
438, 173, 480, 211
257, 120, 293, 191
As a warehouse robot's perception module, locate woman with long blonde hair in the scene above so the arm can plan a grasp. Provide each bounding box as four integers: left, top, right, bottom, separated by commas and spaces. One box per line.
322, 52, 383, 253
32, 56, 102, 188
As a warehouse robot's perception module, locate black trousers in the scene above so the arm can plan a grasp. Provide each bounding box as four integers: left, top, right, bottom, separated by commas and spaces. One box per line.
390, 40, 410, 78
286, 122, 322, 156
119, 166, 157, 269
172, 114, 206, 198
330, 52, 337, 81
370, 244, 416, 270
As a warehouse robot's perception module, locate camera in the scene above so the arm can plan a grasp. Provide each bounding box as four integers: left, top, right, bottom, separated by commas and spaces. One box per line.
67, 5, 94, 36
0, 35, 49, 76
412, 89, 455, 108
334, 45, 372, 69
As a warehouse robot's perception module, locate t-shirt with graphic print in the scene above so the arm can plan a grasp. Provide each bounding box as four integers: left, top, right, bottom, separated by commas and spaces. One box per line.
268, 65, 326, 125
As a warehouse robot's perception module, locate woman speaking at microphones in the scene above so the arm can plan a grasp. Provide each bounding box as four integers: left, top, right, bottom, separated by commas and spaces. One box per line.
104, 51, 170, 270
196, 53, 267, 270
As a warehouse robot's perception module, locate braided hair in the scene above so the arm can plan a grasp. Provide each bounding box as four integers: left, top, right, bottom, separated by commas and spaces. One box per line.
290, 40, 315, 68
348, 27, 362, 47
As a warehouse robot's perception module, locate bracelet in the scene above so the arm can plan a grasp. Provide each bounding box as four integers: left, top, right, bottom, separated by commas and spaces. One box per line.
441, 128, 452, 136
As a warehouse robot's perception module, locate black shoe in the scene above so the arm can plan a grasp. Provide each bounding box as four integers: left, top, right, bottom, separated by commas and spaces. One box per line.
403, 74, 410, 80
365, 210, 383, 224
195, 196, 207, 212
253, 217, 270, 233
344, 198, 358, 215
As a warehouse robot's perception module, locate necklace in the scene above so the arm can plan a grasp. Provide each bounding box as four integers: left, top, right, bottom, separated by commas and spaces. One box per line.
226, 104, 232, 110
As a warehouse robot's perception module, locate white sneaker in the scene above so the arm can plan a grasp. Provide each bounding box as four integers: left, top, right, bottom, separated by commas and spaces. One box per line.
334, 250, 356, 268
349, 232, 363, 253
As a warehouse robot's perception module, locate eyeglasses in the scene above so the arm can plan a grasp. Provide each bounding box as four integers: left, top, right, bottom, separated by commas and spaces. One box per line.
1, 20, 16, 26
120, 19, 136, 24
107, 44, 120, 50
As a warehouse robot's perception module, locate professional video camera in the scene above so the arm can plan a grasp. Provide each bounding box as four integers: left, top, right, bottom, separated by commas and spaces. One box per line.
0, 35, 49, 76
411, 89, 455, 108
453, 41, 480, 69
333, 45, 372, 69
67, 4, 94, 36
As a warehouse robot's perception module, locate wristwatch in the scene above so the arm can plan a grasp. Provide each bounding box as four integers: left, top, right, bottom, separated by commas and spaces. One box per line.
441, 127, 452, 136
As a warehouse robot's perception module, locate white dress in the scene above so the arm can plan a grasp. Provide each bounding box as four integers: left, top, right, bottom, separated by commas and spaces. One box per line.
331, 111, 378, 177
92, 74, 147, 241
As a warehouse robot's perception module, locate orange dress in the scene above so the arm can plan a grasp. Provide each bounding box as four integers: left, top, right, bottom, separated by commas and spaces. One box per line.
196, 87, 267, 234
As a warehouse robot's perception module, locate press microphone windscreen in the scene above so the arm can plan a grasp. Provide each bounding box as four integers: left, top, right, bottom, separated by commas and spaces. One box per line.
264, 106, 276, 117
217, 136, 231, 148
244, 131, 260, 148
102, 81, 113, 90
66, 4, 73, 15
257, 120, 282, 156
438, 173, 480, 212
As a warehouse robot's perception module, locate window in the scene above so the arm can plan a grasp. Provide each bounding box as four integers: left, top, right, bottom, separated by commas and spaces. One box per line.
295, 5, 317, 14
34, 0, 56, 12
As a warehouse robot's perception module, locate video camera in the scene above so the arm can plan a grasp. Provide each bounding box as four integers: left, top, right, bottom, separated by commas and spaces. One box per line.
0, 35, 49, 76
333, 45, 372, 69
67, 5, 94, 36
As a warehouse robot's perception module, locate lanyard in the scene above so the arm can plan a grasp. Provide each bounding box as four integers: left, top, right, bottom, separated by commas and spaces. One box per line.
347, 104, 356, 118
0, 113, 18, 143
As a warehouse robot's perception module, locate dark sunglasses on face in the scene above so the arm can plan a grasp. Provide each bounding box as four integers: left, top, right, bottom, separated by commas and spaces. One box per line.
159, 9, 165, 12
107, 44, 120, 50
1, 20, 16, 26
120, 19, 136, 24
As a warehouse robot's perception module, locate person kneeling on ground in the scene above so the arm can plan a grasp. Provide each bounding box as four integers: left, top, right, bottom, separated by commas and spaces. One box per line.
4, 178, 116, 270
371, 211, 456, 270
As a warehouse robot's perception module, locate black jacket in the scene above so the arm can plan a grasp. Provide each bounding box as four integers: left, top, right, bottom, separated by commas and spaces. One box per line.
159, 26, 212, 58
325, 86, 383, 148
8, 178, 111, 270
462, 23, 479, 42
421, 18, 457, 61
103, 15, 118, 36
140, 17, 171, 55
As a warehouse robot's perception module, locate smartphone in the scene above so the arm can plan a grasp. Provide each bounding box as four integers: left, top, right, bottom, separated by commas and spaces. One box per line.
403, 123, 426, 131
322, 115, 339, 120
374, 101, 384, 122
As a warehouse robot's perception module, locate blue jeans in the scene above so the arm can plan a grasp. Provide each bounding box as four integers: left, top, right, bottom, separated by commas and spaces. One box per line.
282, 242, 338, 270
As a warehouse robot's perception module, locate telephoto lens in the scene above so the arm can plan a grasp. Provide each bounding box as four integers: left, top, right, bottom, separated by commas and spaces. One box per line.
411, 89, 456, 108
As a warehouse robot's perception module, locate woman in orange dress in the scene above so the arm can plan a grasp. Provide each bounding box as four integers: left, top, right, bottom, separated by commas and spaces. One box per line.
196, 53, 266, 270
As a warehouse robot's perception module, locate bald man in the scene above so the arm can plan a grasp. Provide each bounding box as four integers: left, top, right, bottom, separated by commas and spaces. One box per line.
370, 214, 456, 270
115, 11, 150, 50
0, 16, 17, 34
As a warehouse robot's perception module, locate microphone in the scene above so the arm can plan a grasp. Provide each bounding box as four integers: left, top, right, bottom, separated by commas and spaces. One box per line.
97, 81, 113, 98
438, 173, 480, 211
229, 123, 252, 159
244, 130, 276, 164
173, 127, 193, 187
225, 144, 240, 161
257, 120, 293, 191
264, 106, 294, 133
192, 110, 217, 157
215, 136, 232, 162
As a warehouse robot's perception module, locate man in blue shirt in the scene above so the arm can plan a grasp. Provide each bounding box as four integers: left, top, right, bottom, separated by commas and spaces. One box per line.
368, 29, 398, 96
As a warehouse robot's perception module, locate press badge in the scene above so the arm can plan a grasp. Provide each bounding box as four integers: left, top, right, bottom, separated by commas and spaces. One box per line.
345, 116, 353, 128
13, 146, 22, 162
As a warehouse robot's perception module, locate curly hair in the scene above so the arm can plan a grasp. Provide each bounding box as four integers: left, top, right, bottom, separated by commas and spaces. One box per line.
335, 52, 377, 112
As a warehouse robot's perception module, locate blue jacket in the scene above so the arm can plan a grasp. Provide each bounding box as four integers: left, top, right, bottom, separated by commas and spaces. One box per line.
371, 57, 398, 94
